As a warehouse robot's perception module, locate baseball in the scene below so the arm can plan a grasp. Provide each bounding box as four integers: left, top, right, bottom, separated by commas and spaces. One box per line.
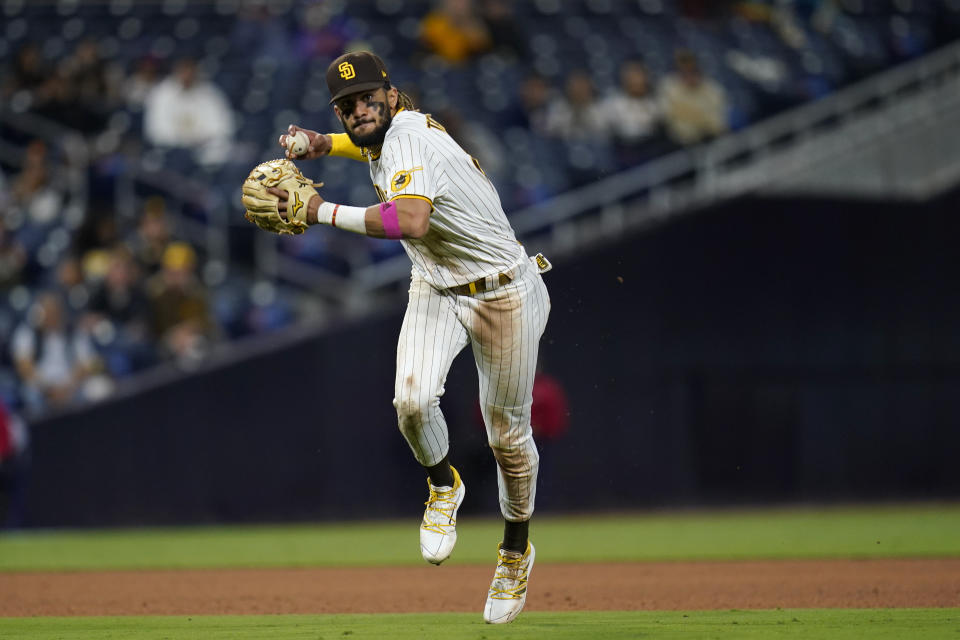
287, 131, 310, 156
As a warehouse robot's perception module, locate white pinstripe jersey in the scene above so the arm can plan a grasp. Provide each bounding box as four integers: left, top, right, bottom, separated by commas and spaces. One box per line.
369, 110, 524, 289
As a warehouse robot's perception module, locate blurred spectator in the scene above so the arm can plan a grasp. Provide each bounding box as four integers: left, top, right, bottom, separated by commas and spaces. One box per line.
0, 227, 27, 290
2, 42, 49, 100
768, 3, 810, 50
0, 397, 30, 529
81, 249, 112, 290
480, 0, 528, 59
500, 73, 552, 134
658, 50, 729, 146
244, 281, 295, 336
420, 0, 491, 64
143, 58, 235, 167
88, 245, 155, 376
76, 212, 121, 263
543, 72, 619, 188
10, 140, 64, 230
27, 41, 113, 134
543, 70, 608, 142
10, 291, 103, 412
123, 56, 161, 111
295, 2, 358, 60
30, 66, 73, 129
598, 59, 668, 166
530, 368, 570, 443
231, 1, 290, 61
734, 1, 832, 48
54, 255, 91, 316
147, 242, 218, 366
278, 230, 351, 277
61, 39, 122, 115
808, 0, 842, 35
130, 197, 173, 276
89, 246, 149, 333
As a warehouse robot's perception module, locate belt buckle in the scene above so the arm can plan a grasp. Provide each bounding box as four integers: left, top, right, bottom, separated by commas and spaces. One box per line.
462, 271, 510, 296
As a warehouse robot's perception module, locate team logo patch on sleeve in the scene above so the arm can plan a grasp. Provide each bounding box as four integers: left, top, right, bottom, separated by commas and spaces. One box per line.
391, 166, 423, 192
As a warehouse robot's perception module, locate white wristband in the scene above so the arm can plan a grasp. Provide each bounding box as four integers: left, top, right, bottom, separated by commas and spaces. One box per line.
317, 202, 368, 234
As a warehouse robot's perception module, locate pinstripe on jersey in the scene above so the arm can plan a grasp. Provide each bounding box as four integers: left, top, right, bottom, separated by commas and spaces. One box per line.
370, 110, 525, 289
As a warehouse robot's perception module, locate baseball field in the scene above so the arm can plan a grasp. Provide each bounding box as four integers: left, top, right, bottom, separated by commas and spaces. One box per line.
1, 503, 958, 639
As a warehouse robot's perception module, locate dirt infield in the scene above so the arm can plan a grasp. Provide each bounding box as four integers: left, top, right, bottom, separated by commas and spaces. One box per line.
2, 558, 958, 616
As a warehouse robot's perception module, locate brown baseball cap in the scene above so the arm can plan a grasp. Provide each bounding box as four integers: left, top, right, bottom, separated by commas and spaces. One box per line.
326, 51, 390, 104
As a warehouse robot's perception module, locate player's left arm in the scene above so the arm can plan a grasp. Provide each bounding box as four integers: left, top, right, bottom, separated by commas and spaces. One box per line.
268, 189, 431, 239
366, 196, 431, 238
314, 194, 431, 239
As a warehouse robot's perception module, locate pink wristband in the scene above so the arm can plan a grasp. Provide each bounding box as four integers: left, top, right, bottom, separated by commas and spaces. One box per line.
379, 201, 402, 239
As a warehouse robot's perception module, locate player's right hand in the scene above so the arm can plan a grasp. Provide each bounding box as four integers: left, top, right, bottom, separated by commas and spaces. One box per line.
278, 125, 332, 160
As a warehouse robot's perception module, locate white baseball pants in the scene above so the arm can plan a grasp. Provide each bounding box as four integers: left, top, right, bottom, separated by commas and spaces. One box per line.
394, 258, 550, 522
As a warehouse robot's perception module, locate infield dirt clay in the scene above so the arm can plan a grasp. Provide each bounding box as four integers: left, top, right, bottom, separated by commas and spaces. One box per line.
2, 558, 957, 615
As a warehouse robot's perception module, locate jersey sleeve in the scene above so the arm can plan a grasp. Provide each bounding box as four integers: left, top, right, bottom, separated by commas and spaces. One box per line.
328, 133, 369, 162
380, 130, 439, 206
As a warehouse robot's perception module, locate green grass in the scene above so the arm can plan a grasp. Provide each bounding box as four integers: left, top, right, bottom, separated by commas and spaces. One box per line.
1, 503, 958, 572
0, 610, 957, 640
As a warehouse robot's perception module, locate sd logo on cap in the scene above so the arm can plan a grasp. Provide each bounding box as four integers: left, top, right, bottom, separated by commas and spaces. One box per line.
326, 51, 390, 103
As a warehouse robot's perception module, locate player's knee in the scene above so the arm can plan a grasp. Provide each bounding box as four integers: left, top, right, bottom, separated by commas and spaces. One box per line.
489, 439, 539, 478
394, 394, 429, 437
483, 403, 526, 434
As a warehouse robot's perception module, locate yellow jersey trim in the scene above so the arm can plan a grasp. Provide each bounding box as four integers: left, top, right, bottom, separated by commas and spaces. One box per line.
328, 133, 367, 163
389, 194, 434, 208
328, 109, 405, 163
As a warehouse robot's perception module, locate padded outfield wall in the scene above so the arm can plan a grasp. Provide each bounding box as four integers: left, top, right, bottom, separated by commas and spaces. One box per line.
19, 190, 960, 527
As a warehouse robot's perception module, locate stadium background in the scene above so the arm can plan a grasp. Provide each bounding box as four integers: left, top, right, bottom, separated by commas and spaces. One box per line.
1, 0, 959, 529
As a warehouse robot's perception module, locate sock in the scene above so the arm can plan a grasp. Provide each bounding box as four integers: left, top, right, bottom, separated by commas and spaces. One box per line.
425, 456, 454, 488
502, 519, 529, 554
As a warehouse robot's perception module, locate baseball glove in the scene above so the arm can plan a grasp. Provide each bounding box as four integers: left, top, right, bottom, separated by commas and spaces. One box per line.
241, 158, 323, 235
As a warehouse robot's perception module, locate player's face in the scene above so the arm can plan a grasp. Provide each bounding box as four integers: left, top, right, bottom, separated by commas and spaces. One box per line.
334, 87, 395, 148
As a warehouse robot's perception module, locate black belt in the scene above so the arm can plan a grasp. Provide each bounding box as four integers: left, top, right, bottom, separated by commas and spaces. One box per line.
449, 272, 513, 296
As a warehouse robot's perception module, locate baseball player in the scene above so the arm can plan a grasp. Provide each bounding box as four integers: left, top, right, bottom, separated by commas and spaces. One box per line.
251, 51, 551, 624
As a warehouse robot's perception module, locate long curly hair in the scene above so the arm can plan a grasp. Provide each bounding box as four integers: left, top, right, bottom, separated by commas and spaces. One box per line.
390, 84, 417, 112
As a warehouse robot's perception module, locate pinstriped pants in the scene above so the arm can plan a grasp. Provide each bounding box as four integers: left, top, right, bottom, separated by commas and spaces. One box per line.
393, 258, 550, 522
